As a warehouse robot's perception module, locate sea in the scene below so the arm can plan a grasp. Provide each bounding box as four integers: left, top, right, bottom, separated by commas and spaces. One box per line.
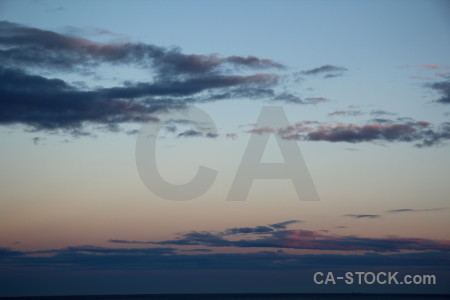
0, 294, 448, 300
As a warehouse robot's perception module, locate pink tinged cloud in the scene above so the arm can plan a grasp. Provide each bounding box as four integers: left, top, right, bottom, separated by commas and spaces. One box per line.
246, 127, 276, 135
419, 64, 440, 69
226, 133, 238, 140
266, 230, 450, 252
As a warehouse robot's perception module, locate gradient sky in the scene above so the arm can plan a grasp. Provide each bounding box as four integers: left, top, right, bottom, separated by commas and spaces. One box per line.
1, 0, 450, 296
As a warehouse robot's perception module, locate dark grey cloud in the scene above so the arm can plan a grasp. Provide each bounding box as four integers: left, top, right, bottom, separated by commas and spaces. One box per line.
301, 65, 348, 78
427, 80, 450, 104
303, 97, 329, 104
306, 122, 430, 144
110, 221, 450, 253
184, 229, 450, 252
272, 93, 329, 104
414, 122, 450, 147
166, 119, 199, 125
386, 208, 447, 214
0, 21, 284, 75
153, 231, 230, 247
108, 239, 153, 244
328, 110, 363, 117
88, 74, 278, 105
2, 245, 448, 296
369, 118, 394, 124
269, 220, 302, 229
110, 221, 301, 246
279, 118, 450, 147
0, 67, 159, 132
343, 214, 380, 219
0, 68, 275, 134
0, 247, 22, 257
164, 125, 177, 133
243, 116, 450, 147
225, 226, 274, 235
370, 110, 397, 116
125, 129, 140, 135
3, 222, 450, 296
35, 245, 176, 256
31, 136, 44, 145
181, 248, 212, 252
0, 21, 298, 134
177, 129, 202, 138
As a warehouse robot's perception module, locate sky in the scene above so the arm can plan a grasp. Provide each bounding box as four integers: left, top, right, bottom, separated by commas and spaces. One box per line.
0, 0, 450, 296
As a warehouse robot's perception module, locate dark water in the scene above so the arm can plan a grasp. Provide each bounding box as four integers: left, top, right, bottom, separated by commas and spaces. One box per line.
1, 294, 448, 300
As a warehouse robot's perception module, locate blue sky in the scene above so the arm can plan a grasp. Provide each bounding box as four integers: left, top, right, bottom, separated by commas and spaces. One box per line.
0, 0, 450, 296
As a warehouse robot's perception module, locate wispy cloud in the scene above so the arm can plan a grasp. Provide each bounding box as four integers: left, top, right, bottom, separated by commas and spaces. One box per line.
177, 129, 203, 138
223, 220, 303, 235
2, 220, 450, 275
270, 93, 330, 105
386, 208, 448, 214
269, 220, 303, 229
225, 226, 274, 235
300, 65, 348, 78
343, 214, 380, 219
31, 137, 44, 145
0, 67, 160, 133
0, 21, 304, 135
329, 110, 363, 117
280, 119, 450, 147
436, 72, 450, 78
2, 246, 449, 272
399, 64, 449, 70
109, 221, 450, 253
246, 127, 276, 135
45, 6, 64, 13
370, 110, 397, 116
226, 133, 238, 140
